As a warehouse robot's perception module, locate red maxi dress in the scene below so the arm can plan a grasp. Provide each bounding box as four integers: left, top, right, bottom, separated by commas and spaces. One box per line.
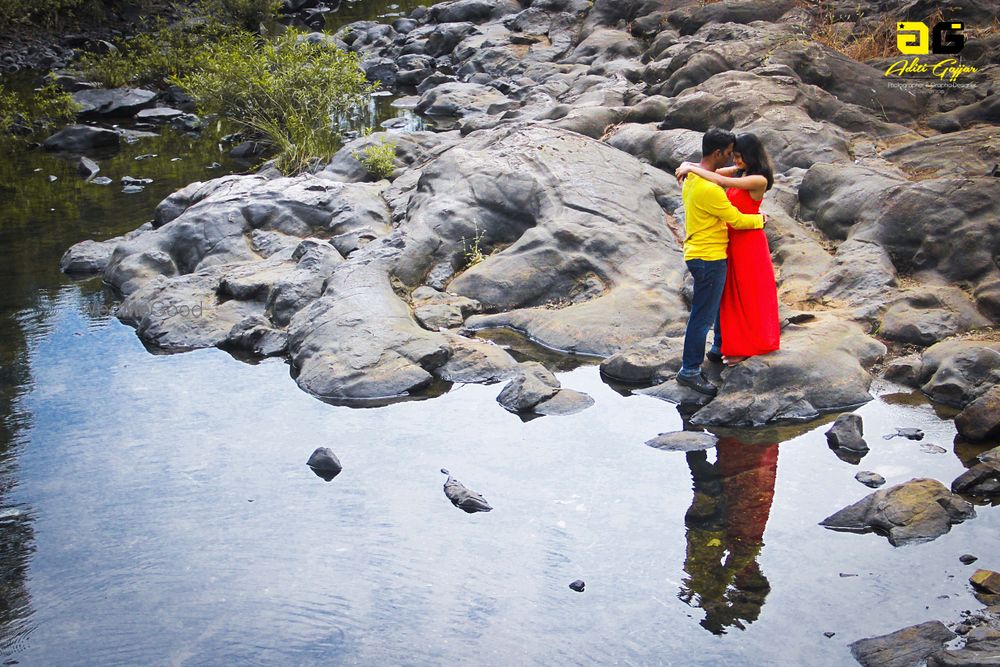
720, 187, 780, 357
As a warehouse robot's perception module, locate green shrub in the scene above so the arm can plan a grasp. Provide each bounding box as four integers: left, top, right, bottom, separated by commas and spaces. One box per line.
32, 82, 81, 127
172, 30, 376, 174
353, 139, 397, 180
197, 0, 282, 32
0, 84, 28, 134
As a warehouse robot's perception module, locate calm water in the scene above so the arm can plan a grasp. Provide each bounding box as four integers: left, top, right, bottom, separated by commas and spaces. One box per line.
1, 3, 998, 665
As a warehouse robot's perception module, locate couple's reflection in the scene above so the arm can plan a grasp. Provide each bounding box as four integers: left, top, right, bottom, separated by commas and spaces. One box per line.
678, 436, 778, 635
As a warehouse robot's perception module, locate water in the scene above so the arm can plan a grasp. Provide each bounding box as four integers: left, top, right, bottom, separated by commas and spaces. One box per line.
1, 3, 999, 665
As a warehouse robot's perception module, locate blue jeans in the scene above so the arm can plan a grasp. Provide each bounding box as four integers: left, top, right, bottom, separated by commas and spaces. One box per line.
679, 258, 726, 377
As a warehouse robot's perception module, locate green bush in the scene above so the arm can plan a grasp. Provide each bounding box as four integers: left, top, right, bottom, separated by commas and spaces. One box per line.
0, 84, 28, 134
76, 20, 238, 89
32, 82, 82, 127
172, 30, 376, 174
197, 0, 282, 32
353, 139, 397, 180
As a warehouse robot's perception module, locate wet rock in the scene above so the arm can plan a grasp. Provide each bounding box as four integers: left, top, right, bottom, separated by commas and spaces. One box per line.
532, 388, 594, 416
690, 315, 885, 427
441, 468, 492, 513
431, 334, 518, 384
918, 341, 1000, 408
569, 579, 585, 592
72, 87, 157, 116
883, 428, 924, 441
960, 554, 979, 565
121, 185, 145, 194
229, 141, 265, 159
952, 446, 1000, 497
971, 570, 1000, 596
856, 471, 886, 488
825, 413, 867, 452
223, 314, 288, 357
76, 156, 100, 179
170, 113, 203, 132
850, 620, 956, 667
599, 335, 683, 384
90, 176, 113, 186
644, 431, 718, 453
921, 444, 948, 455
306, 447, 342, 481
121, 176, 153, 186
928, 638, 1000, 667
497, 361, 560, 413
415, 81, 509, 117
59, 222, 153, 275
135, 107, 184, 122
636, 378, 713, 411
955, 386, 1000, 442
43, 124, 120, 152
820, 478, 975, 546
884, 355, 922, 387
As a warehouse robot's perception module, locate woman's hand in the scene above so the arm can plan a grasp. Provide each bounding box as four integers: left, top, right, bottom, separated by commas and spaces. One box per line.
674, 161, 694, 184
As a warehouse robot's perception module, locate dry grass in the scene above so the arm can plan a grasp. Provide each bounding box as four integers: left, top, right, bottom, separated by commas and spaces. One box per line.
805, 5, 956, 62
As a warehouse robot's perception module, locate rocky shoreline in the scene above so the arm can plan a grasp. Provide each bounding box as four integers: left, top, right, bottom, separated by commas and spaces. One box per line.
56, 0, 999, 432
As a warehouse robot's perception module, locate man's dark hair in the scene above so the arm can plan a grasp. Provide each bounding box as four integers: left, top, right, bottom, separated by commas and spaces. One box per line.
702, 127, 735, 158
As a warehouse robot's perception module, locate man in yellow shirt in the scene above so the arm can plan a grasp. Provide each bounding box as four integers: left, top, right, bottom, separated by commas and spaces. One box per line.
676, 128, 766, 396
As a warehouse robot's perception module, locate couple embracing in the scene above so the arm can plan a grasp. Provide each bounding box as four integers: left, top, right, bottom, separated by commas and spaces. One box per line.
673, 128, 780, 397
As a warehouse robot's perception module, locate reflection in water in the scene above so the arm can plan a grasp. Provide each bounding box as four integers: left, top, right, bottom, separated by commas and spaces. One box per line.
679, 437, 778, 635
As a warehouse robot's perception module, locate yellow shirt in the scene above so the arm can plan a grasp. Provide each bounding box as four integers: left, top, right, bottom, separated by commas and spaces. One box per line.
681, 172, 764, 261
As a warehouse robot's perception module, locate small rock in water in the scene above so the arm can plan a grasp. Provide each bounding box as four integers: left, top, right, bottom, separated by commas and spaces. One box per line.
855, 471, 886, 488
824, 631, 836, 638
920, 443, 947, 454
826, 413, 868, 452
839, 573, 859, 577
134, 153, 157, 161
970, 569, 1000, 595
77, 156, 99, 178
960, 554, 978, 565
306, 447, 343, 481
121, 185, 145, 194
883, 427, 924, 440
206, 161, 222, 169
569, 580, 585, 592
48, 174, 58, 182
121, 176, 153, 186
441, 468, 492, 513
90, 176, 112, 186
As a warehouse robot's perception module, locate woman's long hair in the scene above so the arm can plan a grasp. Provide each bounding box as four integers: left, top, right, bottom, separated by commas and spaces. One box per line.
734, 133, 774, 191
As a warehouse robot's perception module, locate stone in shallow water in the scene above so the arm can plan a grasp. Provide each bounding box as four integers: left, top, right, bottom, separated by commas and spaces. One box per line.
306, 447, 342, 481
883, 427, 924, 441
960, 554, 978, 565
496, 361, 559, 413
850, 620, 956, 667
644, 431, 718, 453
952, 448, 1000, 497
569, 580, 585, 592
855, 471, 885, 488
820, 478, 976, 546
826, 413, 868, 452
971, 569, 1000, 595
441, 469, 492, 513
532, 389, 594, 416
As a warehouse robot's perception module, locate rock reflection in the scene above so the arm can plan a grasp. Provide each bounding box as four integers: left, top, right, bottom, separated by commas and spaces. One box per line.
678, 436, 778, 635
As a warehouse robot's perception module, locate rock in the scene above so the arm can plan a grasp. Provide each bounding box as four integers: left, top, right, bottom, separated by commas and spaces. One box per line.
532, 388, 594, 416
121, 185, 145, 194
928, 638, 1000, 667
825, 413, 867, 452
569, 579, 585, 592
636, 378, 713, 412
90, 176, 113, 186
170, 113, 203, 132
72, 87, 157, 116
880, 286, 990, 347
76, 156, 100, 179
415, 81, 509, 117
850, 620, 957, 667
134, 107, 184, 122
599, 335, 683, 384
59, 222, 153, 275
883, 428, 924, 441
644, 431, 718, 453
690, 315, 885, 427
921, 444, 948, 454
807, 239, 897, 313
856, 471, 886, 488
952, 446, 1000, 497
955, 386, 1000, 441
971, 570, 1000, 596
43, 124, 120, 152
121, 176, 153, 186
223, 314, 288, 357
431, 334, 518, 384
820, 478, 976, 546
884, 355, 922, 387
496, 361, 560, 413
567, 28, 641, 66
883, 127, 1000, 180
960, 554, 979, 565
824, 631, 836, 639
306, 447, 343, 481
919, 341, 1000, 409
441, 468, 492, 513
414, 303, 465, 330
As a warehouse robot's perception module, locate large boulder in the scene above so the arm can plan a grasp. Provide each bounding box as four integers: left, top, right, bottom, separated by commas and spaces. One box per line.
71, 87, 157, 116
820, 478, 976, 546
60, 222, 152, 275
880, 286, 990, 347
43, 125, 121, 152
415, 81, 511, 117
955, 387, 1000, 442
689, 315, 885, 427
918, 340, 1000, 408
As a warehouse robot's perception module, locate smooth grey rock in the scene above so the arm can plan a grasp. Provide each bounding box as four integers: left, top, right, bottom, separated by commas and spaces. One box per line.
497, 361, 560, 413
955, 386, 1000, 442
441, 468, 492, 513
415, 81, 509, 117
919, 341, 1000, 408
569, 579, 585, 592
532, 388, 594, 416
645, 431, 718, 453
883, 428, 924, 441
880, 286, 990, 346
820, 478, 976, 546
76, 156, 99, 179
135, 106, 184, 122
952, 447, 1000, 497
928, 638, 1000, 667
855, 471, 886, 488
72, 87, 157, 116
307, 447, 342, 481
431, 334, 518, 384
636, 378, 712, 410
59, 222, 153, 275
826, 413, 868, 453
850, 620, 957, 667
43, 124, 120, 152
599, 336, 683, 384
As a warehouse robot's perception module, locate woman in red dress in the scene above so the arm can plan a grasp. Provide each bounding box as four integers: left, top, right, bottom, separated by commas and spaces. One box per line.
675, 133, 780, 365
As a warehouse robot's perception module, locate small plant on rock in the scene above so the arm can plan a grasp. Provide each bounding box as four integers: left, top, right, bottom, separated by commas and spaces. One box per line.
353, 139, 397, 180
462, 224, 490, 269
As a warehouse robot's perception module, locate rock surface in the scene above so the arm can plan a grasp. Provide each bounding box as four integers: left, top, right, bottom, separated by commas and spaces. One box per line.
825, 413, 868, 453
850, 621, 957, 667
644, 431, 718, 452
820, 478, 976, 546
